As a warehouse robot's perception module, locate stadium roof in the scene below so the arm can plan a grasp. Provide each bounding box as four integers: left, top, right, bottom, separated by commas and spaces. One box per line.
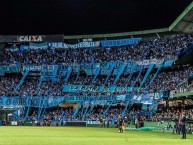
169, 1, 193, 35
0, 0, 192, 36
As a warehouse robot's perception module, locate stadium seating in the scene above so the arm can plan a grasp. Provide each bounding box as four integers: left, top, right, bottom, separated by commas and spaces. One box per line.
0, 34, 193, 124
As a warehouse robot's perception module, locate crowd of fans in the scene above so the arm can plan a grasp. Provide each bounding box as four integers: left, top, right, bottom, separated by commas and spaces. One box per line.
2, 101, 193, 134
15, 104, 150, 126
156, 105, 193, 133
0, 75, 65, 96
0, 35, 192, 65
0, 65, 193, 97
0, 34, 192, 97
66, 65, 193, 93
146, 65, 193, 92
24, 105, 125, 123
156, 104, 193, 120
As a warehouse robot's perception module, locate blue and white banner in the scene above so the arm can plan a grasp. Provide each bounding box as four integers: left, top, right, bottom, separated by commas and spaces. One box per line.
85, 62, 137, 75
132, 95, 142, 102
29, 42, 48, 49
20, 45, 29, 51
49, 41, 100, 49
0, 94, 157, 107
141, 98, 153, 105
63, 84, 135, 93
20, 43, 48, 50
63, 85, 103, 93
0, 59, 173, 76
5, 48, 19, 52
116, 95, 126, 101
65, 95, 114, 102
163, 60, 174, 67
23, 65, 55, 71
101, 38, 141, 47
136, 59, 164, 66
0, 66, 21, 72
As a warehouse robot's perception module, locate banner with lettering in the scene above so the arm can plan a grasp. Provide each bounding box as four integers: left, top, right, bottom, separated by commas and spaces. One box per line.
136, 59, 164, 66
63, 84, 135, 93
22, 65, 55, 71
0, 66, 21, 72
65, 96, 115, 102
0, 59, 173, 75
101, 38, 141, 47
0, 93, 158, 107
0, 96, 65, 108
49, 41, 100, 49
29, 42, 48, 49
85, 61, 138, 75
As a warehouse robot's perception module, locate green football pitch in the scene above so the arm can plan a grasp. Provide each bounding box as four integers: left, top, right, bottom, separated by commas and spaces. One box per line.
0, 127, 192, 145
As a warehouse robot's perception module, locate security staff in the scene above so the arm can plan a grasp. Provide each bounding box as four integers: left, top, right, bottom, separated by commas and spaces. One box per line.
181, 113, 186, 139
118, 115, 123, 133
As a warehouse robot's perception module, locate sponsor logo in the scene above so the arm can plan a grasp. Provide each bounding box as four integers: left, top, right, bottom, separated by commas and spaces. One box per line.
19, 36, 43, 42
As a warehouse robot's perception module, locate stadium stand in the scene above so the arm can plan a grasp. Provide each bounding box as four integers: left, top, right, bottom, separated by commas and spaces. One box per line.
0, 34, 193, 131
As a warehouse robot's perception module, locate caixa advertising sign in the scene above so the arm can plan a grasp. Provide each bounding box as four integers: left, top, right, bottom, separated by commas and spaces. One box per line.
17, 35, 64, 42
0, 35, 64, 42
18, 35, 43, 42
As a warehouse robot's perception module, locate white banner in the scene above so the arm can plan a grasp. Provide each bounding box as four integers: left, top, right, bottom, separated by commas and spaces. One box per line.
49, 41, 100, 49
136, 59, 164, 66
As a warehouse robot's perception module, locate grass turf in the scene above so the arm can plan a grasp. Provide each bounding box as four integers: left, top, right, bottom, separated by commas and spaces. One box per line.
0, 127, 192, 145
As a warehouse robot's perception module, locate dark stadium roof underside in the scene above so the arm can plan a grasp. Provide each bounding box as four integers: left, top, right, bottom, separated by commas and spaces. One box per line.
63, 1, 193, 39
0, 0, 192, 35
169, 1, 193, 35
